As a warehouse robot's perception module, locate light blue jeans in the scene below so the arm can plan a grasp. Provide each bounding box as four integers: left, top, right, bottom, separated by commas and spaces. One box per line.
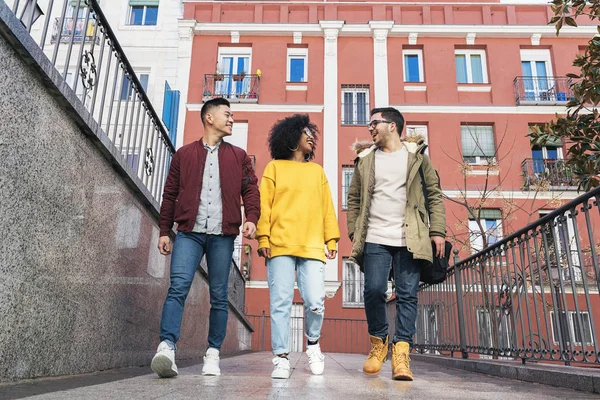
267, 256, 326, 355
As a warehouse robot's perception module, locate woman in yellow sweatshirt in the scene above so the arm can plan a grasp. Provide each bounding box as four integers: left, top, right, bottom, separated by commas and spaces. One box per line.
256, 114, 340, 379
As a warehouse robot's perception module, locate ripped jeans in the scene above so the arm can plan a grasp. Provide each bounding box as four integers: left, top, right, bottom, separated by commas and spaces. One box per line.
266, 256, 326, 355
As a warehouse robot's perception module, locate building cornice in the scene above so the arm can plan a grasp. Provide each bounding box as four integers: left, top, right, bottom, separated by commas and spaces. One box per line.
390, 105, 577, 115
443, 190, 582, 200
193, 22, 597, 39
186, 103, 324, 112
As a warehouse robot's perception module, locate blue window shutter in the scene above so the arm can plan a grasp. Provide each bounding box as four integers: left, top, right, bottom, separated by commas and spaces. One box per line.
162, 81, 172, 131
169, 91, 180, 145
290, 58, 304, 82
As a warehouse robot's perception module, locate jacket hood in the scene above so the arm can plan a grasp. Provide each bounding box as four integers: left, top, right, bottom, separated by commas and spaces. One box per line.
350, 133, 428, 159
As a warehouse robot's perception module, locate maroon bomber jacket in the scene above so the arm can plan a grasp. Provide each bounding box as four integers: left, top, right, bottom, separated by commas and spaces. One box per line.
159, 139, 260, 237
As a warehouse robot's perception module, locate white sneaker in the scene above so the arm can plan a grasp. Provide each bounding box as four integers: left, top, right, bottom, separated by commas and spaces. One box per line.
306, 343, 325, 375
151, 341, 178, 378
202, 348, 221, 376
271, 356, 291, 379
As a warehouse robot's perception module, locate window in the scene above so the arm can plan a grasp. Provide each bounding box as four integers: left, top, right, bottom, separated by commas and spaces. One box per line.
461, 125, 495, 164
468, 209, 502, 253
217, 47, 252, 98
476, 308, 513, 350
121, 73, 149, 101
455, 49, 488, 84
405, 125, 429, 155
539, 210, 582, 282
520, 49, 553, 101
403, 49, 424, 83
128, 2, 158, 26
342, 166, 354, 211
550, 311, 593, 346
343, 259, 364, 307
287, 48, 308, 83
342, 85, 369, 125
124, 152, 140, 174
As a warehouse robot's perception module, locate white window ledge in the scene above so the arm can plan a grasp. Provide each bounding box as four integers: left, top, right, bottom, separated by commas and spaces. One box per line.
458, 85, 492, 92
404, 85, 427, 92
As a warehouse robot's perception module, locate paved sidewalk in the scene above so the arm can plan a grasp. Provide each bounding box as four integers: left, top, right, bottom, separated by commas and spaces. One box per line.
1, 352, 597, 399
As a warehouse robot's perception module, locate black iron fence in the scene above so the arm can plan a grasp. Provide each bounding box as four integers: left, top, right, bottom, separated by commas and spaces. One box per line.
203, 73, 260, 103
7, 0, 174, 203
522, 158, 576, 190
247, 313, 370, 354
411, 186, 600, 365
514, 76, 573, 105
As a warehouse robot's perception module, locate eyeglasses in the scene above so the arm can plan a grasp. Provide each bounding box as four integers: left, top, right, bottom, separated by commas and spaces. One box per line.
368, 120, 393, 129
303, 127, 314, 138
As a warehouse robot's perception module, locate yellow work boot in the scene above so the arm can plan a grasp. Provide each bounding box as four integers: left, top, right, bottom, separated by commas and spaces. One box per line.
391, 341, 413, 381
363, 335, 388, 375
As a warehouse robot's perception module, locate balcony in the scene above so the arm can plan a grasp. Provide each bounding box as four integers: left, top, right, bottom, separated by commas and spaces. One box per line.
513, 76, 573, 106
203, 74, 260, 103
51, 17, 99, 44
521, 158, 577, 190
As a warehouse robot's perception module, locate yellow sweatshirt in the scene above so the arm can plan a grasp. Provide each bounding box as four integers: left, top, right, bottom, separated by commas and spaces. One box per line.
256, 160, 340, 263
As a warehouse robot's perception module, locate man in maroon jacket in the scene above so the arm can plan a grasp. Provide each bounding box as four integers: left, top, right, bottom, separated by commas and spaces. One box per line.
151, 98, 260, 378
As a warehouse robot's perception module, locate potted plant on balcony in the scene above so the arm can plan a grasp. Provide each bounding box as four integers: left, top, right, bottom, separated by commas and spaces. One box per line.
232, 70, 246, 82
213, 71, 224, 82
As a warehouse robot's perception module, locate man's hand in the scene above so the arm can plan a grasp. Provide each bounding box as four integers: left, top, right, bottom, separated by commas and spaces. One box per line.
242, 222, 257, 239
431, 236, 445, 258
326, 250, 337, 260
158, 236, 172, 255
258, 248, 271, 259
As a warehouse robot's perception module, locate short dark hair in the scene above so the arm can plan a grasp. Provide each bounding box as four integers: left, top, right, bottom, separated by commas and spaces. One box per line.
200, 98, 231, 127
370, 107, 405, 136
268, 114, 319, 161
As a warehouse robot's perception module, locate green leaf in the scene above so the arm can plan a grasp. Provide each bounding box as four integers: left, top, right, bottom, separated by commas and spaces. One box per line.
566, 73, 580, 79
565, 16, 578, 27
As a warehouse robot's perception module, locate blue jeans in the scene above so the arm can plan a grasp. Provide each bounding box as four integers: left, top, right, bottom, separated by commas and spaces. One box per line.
363, 243, 421, 347
159, 231, 235, 350
267, 256, 325, 355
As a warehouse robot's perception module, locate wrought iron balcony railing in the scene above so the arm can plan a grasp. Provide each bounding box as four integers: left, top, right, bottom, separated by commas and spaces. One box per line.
513, 76, 573, 105
203, 74, 260, 103
7, 0, 175, 205
521, 158, 577, 190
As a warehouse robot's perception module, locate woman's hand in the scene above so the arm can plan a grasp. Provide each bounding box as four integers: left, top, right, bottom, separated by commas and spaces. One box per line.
325, 250, 337, 260
258, 248, 271, 259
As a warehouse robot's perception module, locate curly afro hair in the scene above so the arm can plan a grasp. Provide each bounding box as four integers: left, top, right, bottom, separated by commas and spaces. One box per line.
268, 114, 319, 160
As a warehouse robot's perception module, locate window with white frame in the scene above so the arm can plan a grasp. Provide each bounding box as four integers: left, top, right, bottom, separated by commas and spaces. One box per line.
550, 311, 593, 346
342, 166, 354, 211
468, 209, 502, 253
343, 259, 364, 307
476, 308, 513, 350
455, 49, 488, 84
539, 210, 582, 282
127, 1, 158, 26
342, 85, 369, 125
403, 49, 424, 83
405, 124, 429, 155
121, 73, 149, 101
461, 124, 495, 164
287, 48, 308, 83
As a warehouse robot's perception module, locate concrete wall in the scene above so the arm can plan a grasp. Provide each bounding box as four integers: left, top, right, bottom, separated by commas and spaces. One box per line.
0, 10, 250, 382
